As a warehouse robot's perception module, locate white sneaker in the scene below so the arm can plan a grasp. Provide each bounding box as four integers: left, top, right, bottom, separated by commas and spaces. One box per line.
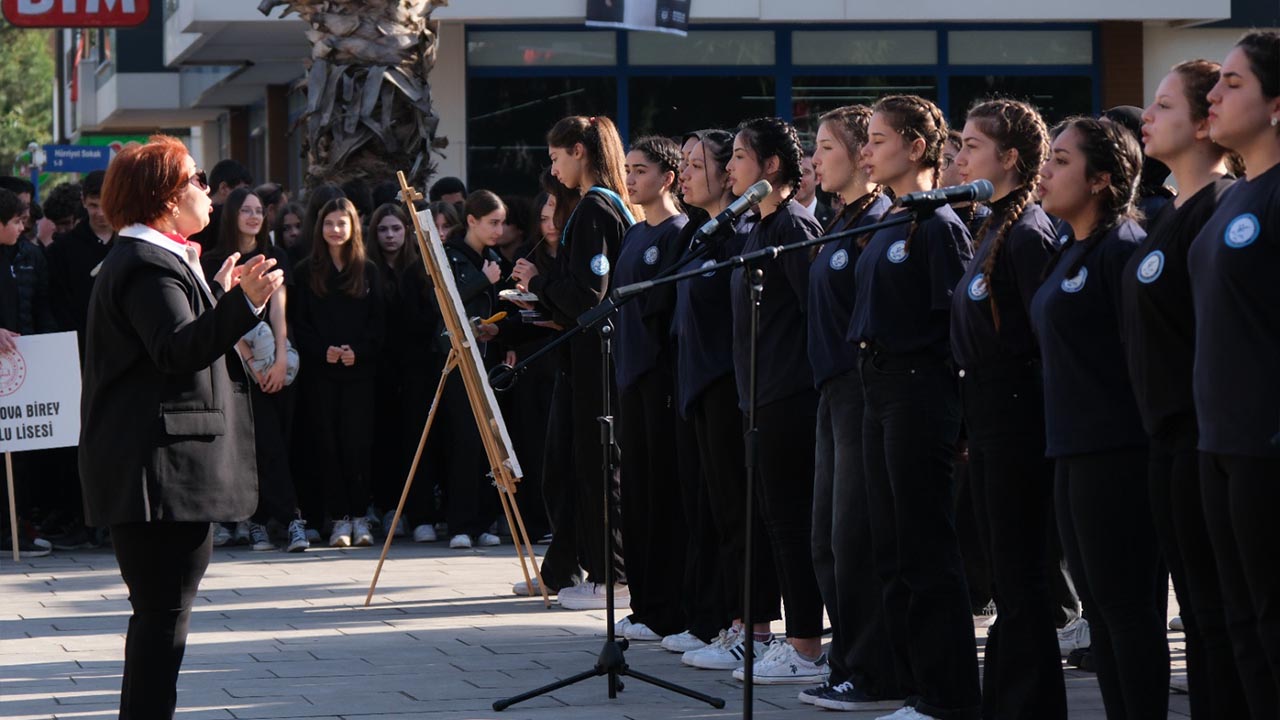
286, 518, 310, 553
248, 522, 275, 551
412, 524, 437, 542
614, 616, 637, 636
682, 627, 768, 670
382, 510, 407, 538
305, 528, 321, 544
661, 630, 708, 653
233, 520, 252, 546
558, 583, 629, 611
352, 518, 374, 547
363, 504, 382, 531
732, 641, 829, 684
624, 622, 662, 641
512, 578, 555, 596
329, 518, 352, 548
449, 534, 472, 549
477, 532, 501, 547
211, 523, 233, 547
1169, 615, 1184, 632
876, 707, 939, 720
1058, 617, 1091, 657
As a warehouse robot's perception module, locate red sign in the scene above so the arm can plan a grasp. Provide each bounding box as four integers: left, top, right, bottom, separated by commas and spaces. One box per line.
2, 0, 150, 28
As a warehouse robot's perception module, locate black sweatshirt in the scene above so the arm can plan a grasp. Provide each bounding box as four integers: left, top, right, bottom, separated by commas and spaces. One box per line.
289, 258, 385, 381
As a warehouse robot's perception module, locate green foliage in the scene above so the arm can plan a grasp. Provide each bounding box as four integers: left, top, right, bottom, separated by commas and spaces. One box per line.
0, 20, 54, 174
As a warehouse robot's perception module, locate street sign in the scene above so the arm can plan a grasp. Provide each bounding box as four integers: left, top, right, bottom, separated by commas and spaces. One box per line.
41, 145, 112, 174
2, 0, 150, 28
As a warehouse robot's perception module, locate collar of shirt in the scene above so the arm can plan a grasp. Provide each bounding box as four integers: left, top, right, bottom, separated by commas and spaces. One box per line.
804, 197, 818, 215
120, 223, 196, 261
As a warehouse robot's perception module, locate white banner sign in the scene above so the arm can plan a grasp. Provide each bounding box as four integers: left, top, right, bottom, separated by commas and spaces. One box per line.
0, 332, 81, 453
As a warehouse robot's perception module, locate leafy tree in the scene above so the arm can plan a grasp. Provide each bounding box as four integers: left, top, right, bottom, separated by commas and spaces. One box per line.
0, 20, 54, 174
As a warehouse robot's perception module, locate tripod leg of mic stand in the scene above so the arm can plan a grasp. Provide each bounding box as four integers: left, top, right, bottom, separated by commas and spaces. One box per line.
491, 666, 605, 711
365, 354, 458, 606
620, 668, 728, 708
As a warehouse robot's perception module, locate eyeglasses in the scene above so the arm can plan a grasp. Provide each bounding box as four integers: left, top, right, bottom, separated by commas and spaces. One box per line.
188, 170, 209, 191
239, 206, 265, 216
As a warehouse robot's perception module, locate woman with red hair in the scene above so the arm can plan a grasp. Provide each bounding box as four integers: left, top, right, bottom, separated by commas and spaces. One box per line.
79, 135, 283, 719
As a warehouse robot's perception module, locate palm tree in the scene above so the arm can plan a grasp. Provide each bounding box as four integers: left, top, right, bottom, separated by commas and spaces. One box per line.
258, 0, 447, 189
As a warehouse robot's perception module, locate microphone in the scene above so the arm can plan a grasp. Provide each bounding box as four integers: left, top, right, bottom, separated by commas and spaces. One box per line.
895, 179, 994, 210
696, 180, 772, 239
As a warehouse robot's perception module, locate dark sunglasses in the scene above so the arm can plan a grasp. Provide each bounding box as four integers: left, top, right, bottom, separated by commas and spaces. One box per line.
188, 170, 209, 191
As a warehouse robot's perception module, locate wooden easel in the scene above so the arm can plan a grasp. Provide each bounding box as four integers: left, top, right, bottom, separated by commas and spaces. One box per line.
366, 172, 548, 608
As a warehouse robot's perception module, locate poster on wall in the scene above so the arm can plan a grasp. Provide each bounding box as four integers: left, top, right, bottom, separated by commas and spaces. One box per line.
586, 0, 689, 36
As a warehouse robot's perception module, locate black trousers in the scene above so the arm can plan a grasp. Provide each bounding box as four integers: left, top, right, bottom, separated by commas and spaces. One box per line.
619, 367, 688, 636
372, 370, 406, 513
860, 353, 980, 720
813, 370, 902, 698
111, 521, 212, 720
440, 372, 497, 538
248, 383, 298, 525
1055, 449, 1168, 719
536, 369, 582, 590
307, 375, 376, 520
402, 358, 447, 526
691, 375, 780, 626
503, 347, 556, 540
1200, 452, 1280, 720
1148, 422, 1247, 719
569, 334, 625, 584
961, 366, 1066, 720
676, 403, 727, 641
753, 390, 824, 639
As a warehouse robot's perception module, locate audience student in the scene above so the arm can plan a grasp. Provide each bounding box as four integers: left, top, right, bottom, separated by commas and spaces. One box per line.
189, 159, 252, 250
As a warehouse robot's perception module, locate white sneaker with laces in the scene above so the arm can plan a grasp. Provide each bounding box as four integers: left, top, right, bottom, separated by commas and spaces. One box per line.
212, 523, 233, 547
286, 518, 309, 553
614, 616, 636, 636
248, 522, 275, 551
558, 583, 629, 610
661, 630, 708, 653
233, 520, 252, 546
682, 627, 768, 670
329, 518, 352, 548
512, 578, 554, 596
732, 640, 828, 684
352, 518, 374, 547
412, 524, 437, 543
382, 510, 407, 538
624, 622, 662, 641
449, 533, 472, 549
1058, 617, 1091, 656
477, 532, 501, 547
876, 707, 939, 720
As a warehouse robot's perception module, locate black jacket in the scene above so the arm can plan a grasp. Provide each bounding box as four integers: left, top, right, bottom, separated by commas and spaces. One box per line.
79, 230, 261, 527
46, 221, 115, 344
0, 238, 57, 336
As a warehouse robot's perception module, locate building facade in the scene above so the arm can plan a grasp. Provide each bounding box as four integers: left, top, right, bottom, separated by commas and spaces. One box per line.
53, 0, 1278, 196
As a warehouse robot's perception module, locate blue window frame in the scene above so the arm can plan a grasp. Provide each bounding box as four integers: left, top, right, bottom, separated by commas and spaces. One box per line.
465, 23, 1100, 192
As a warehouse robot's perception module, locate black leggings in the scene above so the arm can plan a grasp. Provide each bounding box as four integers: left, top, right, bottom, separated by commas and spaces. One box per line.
248, 383, 297, 525
691, 375, 779, 626
962, 367, 1066, 720
1200, 452, 1280, 720
860, 353, 980, 720
1055, 449, 1168, 719
111, 521, 212, 720
813, 370, 902, 698
752, 390, 824, 639
619, 367, 687, 636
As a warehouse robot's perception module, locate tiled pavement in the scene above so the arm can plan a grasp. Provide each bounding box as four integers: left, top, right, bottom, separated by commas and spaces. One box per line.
1, 540, 1190, 719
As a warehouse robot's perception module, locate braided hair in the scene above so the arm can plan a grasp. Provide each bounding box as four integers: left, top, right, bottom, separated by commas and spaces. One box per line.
872, 95, 949, 254
734, 117, 805, 201
817, 104, 886, 245
629, 135, 682, 198
547, 115, 645, 221
966, 99, 1049, 329
1043, 116, 1143, 279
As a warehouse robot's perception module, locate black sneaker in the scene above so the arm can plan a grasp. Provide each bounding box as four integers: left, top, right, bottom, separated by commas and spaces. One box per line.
798, 680, 832, 705
1068, 646, 1095, 673
813, 681, 905, 712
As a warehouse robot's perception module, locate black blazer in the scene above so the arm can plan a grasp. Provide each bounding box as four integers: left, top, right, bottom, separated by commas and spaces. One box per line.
79, 230, 261, 527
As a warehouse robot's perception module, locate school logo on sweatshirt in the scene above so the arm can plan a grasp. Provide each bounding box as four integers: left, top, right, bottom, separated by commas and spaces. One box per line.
1224, 213, 1260, 249
590, 253, 611, 276
830, 249, 849, 270
1137, 250, 1164, 284
886, 240, 908, 264
701, 259, 717, 277
643, 246, 660, 265
1060, 267, 1089, 293
967, 273, 989, 301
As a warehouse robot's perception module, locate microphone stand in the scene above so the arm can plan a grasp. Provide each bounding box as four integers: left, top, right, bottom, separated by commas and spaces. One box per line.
608, 208, 917, 720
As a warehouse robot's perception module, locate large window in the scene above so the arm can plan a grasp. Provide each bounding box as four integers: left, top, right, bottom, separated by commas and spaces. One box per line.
466, 26, 1097, 193
466, 76, 617, 196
